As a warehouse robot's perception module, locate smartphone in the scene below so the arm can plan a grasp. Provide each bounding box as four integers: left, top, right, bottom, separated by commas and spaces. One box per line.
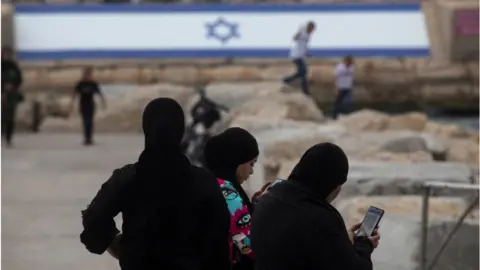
232, 233, 252, 255
355, 206, 385, 237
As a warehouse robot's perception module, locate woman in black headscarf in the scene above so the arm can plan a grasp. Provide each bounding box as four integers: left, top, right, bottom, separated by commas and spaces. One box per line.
121, 98, 197, 269
81, 97, 231, 270
204, 127, 259, 270
251, 142, 380, 270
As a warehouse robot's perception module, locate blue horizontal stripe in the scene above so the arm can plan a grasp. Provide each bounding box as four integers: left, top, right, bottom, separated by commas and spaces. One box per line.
15, 4, 422, 14
17, 49, 430, 61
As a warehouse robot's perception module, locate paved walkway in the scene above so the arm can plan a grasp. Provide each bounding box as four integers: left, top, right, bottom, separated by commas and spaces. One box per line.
4, 133, 477, 270
2, 133, 144, 270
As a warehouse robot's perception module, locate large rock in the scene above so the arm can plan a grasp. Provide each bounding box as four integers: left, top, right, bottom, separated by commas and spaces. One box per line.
253, 124, 346, 182
259, 124, 346, 160
230, 92, 325, 124
337, 110, 470, 137
446, 138, 479, 164
425, 121, 471, 139
229, 116, 321, 135
378, 133, 447, 160
264, 129, 444, 160
184, 82, 285, 126
361, 151, 434, 163
263, 130, 449, 181
275, 160, 471, 188
337, 109, 389, 132
336, 196, 479, 270
201, 82, 284, 109
95, 84, 193, 132
41, 84, 193, 133
380, 135, 428, 153
385, 112, 428, 131
342, 161, 473, 197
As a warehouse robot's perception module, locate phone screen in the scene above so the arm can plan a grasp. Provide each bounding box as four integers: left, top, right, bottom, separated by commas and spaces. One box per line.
356, 206, 384, 237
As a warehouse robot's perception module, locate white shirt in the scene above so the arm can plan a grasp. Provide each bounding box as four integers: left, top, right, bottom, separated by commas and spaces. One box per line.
289, 25, 312, 59
335, 63, 354, 89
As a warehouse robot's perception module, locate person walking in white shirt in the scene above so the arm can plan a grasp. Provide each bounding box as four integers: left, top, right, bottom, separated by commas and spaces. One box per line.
332, 56, 354, 119
283, 21, 316, 96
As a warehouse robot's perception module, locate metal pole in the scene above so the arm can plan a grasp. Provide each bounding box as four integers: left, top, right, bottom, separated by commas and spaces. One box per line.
423, 181, 479, 191
427, 194, 480, 270
420, 186, 431, 270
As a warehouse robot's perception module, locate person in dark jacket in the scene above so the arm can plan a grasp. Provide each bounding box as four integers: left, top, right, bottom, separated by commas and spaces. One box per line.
70, 67, 106, 146
203, 127, 259, 270
2, 83, 24, 147
80, 97, 231, 270
251, 142, 380, 270
190, 86, 229, 130
2, 46, 23, 94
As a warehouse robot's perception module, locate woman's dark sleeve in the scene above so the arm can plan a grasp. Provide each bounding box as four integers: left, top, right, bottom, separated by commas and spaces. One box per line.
309, 218, 374, 270
80, 164, 135, 254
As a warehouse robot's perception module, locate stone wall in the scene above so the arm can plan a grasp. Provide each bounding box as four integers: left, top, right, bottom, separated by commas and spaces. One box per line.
425, 0, 479, 63
20, 58, 479, 109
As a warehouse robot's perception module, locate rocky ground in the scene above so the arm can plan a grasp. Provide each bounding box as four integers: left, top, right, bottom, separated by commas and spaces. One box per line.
4, 82, 479, 270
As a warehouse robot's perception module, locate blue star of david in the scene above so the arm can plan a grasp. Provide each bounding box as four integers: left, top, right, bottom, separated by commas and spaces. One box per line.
205, 17, 240, 45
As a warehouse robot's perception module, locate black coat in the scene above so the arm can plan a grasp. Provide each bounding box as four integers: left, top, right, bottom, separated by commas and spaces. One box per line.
80, 163, 231, 270
251, 180, 374, 270
1, 60, 23, 90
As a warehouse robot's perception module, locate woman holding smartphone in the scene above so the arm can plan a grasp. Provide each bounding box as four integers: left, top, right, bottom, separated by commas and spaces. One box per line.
203, 127, 259, 270
251, 142, 380, 270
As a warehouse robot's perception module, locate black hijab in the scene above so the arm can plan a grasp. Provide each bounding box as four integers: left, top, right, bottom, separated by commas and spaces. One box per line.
204, 127, 259, 213
288, 142, 349, 200
135, 97, 191, 197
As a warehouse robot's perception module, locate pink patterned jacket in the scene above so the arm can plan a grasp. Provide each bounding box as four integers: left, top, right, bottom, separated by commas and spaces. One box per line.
217, 178, 254, 264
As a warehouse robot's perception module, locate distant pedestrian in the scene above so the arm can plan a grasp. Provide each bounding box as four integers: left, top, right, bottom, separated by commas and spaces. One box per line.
283, 21, 316, 96
1, 46, 23, 95
332, 56, 355, 120
2, 83, 24, 147
70, 67, 106, 146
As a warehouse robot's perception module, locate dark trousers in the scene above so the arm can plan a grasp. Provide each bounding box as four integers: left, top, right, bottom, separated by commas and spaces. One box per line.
283, 58, 309, 95
2, 116, 15, 144
80, 105, 95, 144
332, 89, 352, 120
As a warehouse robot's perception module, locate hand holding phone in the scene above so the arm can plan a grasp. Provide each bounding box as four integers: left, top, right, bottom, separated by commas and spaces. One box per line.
355, 206, 384, 237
